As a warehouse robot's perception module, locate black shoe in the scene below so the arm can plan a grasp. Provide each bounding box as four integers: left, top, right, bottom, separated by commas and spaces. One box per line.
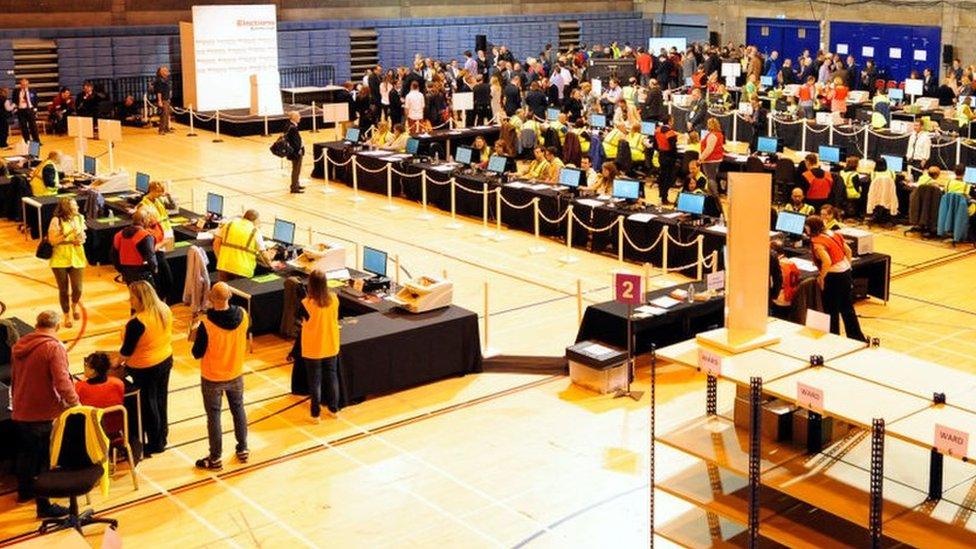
236, 449, 250, 463
290, 188, 305, 194
37, 503, 69, 519
195, 456, 223, 471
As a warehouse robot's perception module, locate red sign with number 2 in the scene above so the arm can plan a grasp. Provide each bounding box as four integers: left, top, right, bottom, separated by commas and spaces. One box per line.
614, 273, 644, 305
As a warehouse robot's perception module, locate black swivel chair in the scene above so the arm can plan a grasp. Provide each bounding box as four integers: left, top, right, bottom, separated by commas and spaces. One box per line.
35, 410, 118, 535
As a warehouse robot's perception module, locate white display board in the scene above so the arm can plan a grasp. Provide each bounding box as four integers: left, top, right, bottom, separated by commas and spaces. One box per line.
321, 103, 350, 123
721, 63, 742, 78
67, 116, 94, 138
905, 78, 924, 97
452, 92, 473, 111
249, 73, 283, 116
648, 38, 687, 54
98, 119, 122, 142
186, 4, 280, 113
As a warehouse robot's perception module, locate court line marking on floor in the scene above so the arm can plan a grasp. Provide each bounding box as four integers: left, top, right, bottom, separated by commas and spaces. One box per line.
168, 447, 319, 548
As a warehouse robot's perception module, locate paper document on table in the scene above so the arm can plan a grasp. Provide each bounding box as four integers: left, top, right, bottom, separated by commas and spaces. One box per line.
581, 342, 617, 357
326, 268, 351, 280
730, 154, 749, 162
634, 305, 666, 315
575, 198, 605, 208
529, 183, 552, 190
505, 181, 529, 189
378, 156, 403, 162
649, 296, 681, 308
658, 212, 683, 219
357, 150, 388, 156
195, 232, 214, 241
430, 165, 456, 172
790, 258, 818, 272
707, 225, 728, 234
448, 130, 463, 135
627, 213, 655, 223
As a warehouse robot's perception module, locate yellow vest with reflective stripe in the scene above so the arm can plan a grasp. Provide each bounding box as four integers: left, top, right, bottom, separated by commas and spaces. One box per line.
30, 160, 58, 196
627, 133, 645, 162
603, 129, 624, 158
217, 218, 260, 278
840, 170, 861, 199
139, 196, 172, 234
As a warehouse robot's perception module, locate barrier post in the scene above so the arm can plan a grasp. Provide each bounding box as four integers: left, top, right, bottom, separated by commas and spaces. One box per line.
213, 110, 223, 143
616, 215, 625, 266
696, 236, 704, 281
395, 254, 401, 286
190, 188, 196, 214
576, 279, 583, 326
828, 123, 834, 146
492, 188, 506, 241
263, 115, 269, 136
529, 198, 546, 254
349, 157, 365, 202
863, 126, 869, 156
661, 225, 670, 274
767, 114, 772, 137
381, 163, 398, 211
559, 205, 578, 263
187, 104, 197, 137
957, 138, 962, 166
321, 150, 336, 194
800, 119, 807, 152
479, 183, 493, 237
417, 171, 433, 220
711, 250, 718, 274
311, 102, 318, 133
445, 178, 462, 229
483, 280, 499, 358
732, 113, 738, 142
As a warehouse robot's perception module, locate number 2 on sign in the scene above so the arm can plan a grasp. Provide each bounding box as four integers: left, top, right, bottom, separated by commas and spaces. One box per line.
621, 280, 634, 299
698, 348, 722, 377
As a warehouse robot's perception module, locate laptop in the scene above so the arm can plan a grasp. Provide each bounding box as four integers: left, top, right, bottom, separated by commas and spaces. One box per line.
760, 75, 773, 88
964, 166, 976, 184
344, 128, 360, 143
676, 192, 705, 216
406, 137, 420, 155
546, 108, 560, 122
27, 141, 40, 159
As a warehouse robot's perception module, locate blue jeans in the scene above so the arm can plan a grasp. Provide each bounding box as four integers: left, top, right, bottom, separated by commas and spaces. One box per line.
201, 376, 248, 460
304, 356, 339, 417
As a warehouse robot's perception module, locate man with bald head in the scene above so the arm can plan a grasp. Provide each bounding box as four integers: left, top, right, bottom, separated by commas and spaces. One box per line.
190, 282, 250, 470
285, 111, 304, 193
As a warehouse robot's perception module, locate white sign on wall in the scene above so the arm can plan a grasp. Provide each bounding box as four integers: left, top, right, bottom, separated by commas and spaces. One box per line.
190, 4, 281, 113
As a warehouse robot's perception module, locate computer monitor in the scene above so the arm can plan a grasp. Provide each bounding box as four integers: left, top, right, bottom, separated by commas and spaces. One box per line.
455, 146, 473, 165
757, 136, 778, 154
640, 121, 657, 136
881, 155, 904, 173
546, 108, 560, 121
362, 246, 388, 277
685, 77, 693, 87
27, 141, 40, 158
888, 88, 904, 102
611, 178, 640, 200
345, 128, 360, 143
964, 166, 976, 184
272, 219, 295, 245
676, 192, 705, 215
206, 192, 224, 216
406, 137, 420, 155
775, 210, 807, 236
818, 145, 841, 164
83, 155, 96, 176
760, 75, 773, 87
135, 172, 151, 194
589, 114, 606, 128
558, 167, 582, 188
487, 155, 508, 174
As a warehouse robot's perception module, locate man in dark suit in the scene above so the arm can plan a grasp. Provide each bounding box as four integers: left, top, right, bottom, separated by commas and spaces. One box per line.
472, 75, 492, 125
13, 79, 39, 144
285, 111, 304, 193
687, 88, 708, 132
503, 76, 522, 117
643, 79, 664, 122
524, 81, 548, 120
367, 65, 382, 107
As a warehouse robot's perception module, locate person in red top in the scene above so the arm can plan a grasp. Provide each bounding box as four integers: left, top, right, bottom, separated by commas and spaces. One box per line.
111, 209, 157, 285
140, 207, 174, 303
654, 115, 679, 204
74, 352, 125, 409
635, 48, 653, 86
10, 310, 79, 518
798, 75, 817, 119
700, 117, 726, 195
801, 153, 834, 210
828, 76, 849, 114
806, 215, 865, 341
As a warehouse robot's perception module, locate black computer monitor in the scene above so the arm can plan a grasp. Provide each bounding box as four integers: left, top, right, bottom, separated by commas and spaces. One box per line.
775, 210, 807, 236
546, 108, 560, 121
757, 136, 778, 154
558, 167, 583, 188
455, 146, 473, 165
612, 178, 640, 200
135, 172, 151, 194
487, 155, 508, 174
818, 146, 840, 164
640, 121, 657, 136
406, 137, 420, 155
363, 246, 388, 277
589, 114, 606, 129
273, 219, 295, 245
27, 141, 40, 158
206, 192, 224, 216
345, 128, 360, 143
83, 155, 96, 176
676, 192, 705, 215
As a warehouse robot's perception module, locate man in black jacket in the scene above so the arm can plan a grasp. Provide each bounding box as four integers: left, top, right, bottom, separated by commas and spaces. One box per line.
524, 81, 548, 120
367, 65, 382, 106
503, 76, 522, 117
687, 88, 708, 132
285, 111, 304, 194
472, 75, 492, 125
13, 79, 40, 144
644, 79, 664, 122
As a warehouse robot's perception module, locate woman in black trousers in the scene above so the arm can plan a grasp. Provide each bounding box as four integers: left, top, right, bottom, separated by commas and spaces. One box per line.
806, 216, 866, 341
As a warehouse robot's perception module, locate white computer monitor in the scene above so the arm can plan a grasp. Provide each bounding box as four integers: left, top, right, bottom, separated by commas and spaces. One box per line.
964, 166, 976, 184
775, 210, 807, 236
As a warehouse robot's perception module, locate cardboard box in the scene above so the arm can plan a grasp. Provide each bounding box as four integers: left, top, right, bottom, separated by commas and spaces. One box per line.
733, 396, 795, 442
792, 408, 850, 449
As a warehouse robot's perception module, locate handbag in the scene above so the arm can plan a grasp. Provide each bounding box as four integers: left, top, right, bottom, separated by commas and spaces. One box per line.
270, 134, 294, 158
35, 238, 53, 260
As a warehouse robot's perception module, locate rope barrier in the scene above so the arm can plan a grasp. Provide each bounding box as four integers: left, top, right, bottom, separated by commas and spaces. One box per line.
453, 182, 496, 195
666, 231, 704, 247
389, 167, 423, 178
538, 207, 571, 224
621, 224, 666, 253
569, 210, 621, 233
353, 160, 390, 174
498, 193, 536, 210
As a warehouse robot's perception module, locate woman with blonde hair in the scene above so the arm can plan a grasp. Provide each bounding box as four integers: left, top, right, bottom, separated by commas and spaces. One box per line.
700, 117, 726, 195
369, 119, 393, 147
489, 75, 503, 123
138, 180, 173, 247
48, 197, 87, 328
120, 280, 173, 457
299, 269, 341, 422
140, 206, 174, 302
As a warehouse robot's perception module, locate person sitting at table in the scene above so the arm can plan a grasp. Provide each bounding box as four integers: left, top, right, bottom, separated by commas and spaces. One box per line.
471, 135, 491, 169
838, 156, 865, 217
47, 87, 74, 135
579, 156, 598, 187
388, 123, 408, 152
571, 119, 590, 155
139, 181, 173, 247
915, 165, 941, 186
74, 351, 124, 409
783, 187, 815, 216
520, 107, 544, 145
368, 120, 393, 147
707, 82, 732, 111
681, 160, 707, 194
112, 209, 158, 285
870, 87, 890, 129
742, 74, 760, 104
685, 130, 701, 153
214, 209, 272, 282
626, 122, 649, 172
587, 161, 617, 195
543, 147, 564, 183
612, 99, 638, 128
29, 150, 62, 197
801, 153, 833, 210
496, 121, 518, 156
116, 95, 145, 127
769, 239, 800, 320
820, 204, 843, 231
516, 146, 550, 181
602, 121, 627, 160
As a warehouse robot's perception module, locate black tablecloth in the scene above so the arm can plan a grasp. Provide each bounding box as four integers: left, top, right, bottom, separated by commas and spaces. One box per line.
290, 305, 482, 408
576, 281, 723, 354
165, 242, 217, 305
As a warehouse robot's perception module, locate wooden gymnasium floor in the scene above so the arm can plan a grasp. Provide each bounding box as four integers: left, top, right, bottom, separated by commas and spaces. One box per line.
0, 122, 974, 548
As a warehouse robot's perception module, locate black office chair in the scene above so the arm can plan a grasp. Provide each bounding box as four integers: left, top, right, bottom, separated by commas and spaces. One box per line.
772, 157, 796, 204
35, 409, 118, 535
745, 155, 766, 173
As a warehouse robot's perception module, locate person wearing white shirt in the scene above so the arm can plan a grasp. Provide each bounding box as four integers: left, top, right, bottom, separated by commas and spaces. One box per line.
905, 121, 932, 169
404, 81, 426, 134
